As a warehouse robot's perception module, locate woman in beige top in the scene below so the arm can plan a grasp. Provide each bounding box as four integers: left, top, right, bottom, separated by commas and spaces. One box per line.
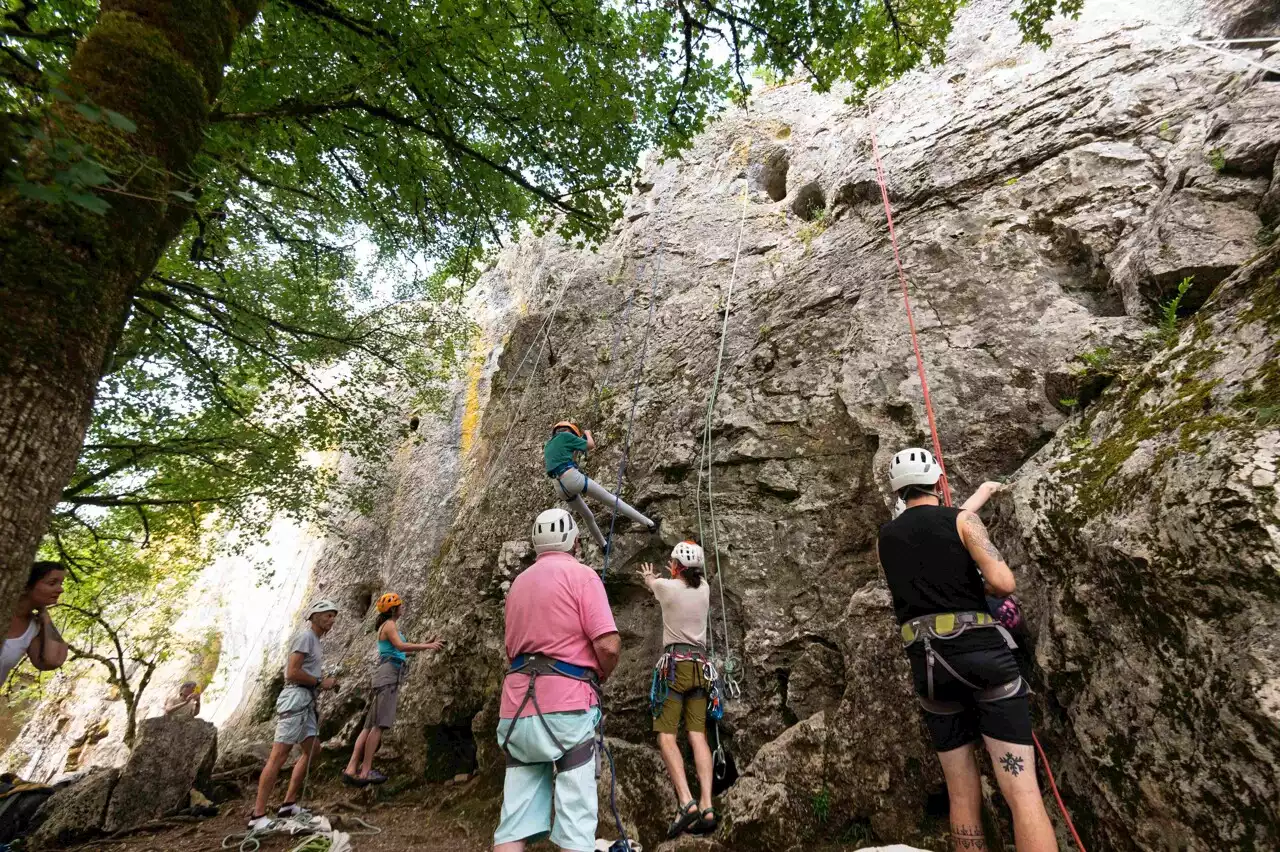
641, 540, 716, 838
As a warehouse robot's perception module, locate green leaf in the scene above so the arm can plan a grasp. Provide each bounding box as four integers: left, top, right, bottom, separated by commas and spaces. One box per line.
16, 182, 63, 205
73, 103, 103, 123
169, 190, 197, 203
66, 191, 111, 215
103, 110, 138, 132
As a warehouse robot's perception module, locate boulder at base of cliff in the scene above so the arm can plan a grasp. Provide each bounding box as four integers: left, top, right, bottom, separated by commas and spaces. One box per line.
103, 716, 218, 833
28, 768, 119, 850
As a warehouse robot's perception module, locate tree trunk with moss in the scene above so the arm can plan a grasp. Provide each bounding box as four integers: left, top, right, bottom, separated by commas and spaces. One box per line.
0, 0, 261, 607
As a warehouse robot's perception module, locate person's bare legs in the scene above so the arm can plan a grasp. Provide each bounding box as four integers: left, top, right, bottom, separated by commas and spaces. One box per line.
984, 737, 1058, 852
688, 731, 714, 811
282, 737, 318, 806
657, 732, 694, 805
253, 743, 293, 818
344, 729, 370, 776
360, 727, 383, 777
494, 842, 582, 852
937, 742, 987, 850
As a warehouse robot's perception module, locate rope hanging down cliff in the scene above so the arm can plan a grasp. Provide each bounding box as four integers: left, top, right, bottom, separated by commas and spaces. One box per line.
600, 246, 662, 577
867, 113, 1086, 852
694, 137, 753, 699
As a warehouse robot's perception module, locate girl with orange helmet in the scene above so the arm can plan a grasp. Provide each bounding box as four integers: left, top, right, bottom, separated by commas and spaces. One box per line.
544, 421, 659, 552
342, 593, 443, 786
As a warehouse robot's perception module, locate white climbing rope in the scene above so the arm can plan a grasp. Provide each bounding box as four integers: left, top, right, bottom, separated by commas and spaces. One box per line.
1181, 34, 1280, 77
695, 135, 751, 697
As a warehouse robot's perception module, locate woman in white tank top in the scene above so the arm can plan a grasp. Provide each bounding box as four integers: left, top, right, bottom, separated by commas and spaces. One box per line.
1, 561, 68, 686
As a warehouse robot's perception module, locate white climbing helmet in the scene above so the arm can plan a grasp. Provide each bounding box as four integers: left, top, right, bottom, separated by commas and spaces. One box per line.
889, 447, 942, 492
532, 508, 579, 554
671, 540, 705, 569
304, 599, 339, 620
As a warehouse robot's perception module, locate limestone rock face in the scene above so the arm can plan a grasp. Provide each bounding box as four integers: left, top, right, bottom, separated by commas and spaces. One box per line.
28, 768, 118, 850
102, 716, 217, 833
221, 0, 1280, 849
1004, 247, 1280, 851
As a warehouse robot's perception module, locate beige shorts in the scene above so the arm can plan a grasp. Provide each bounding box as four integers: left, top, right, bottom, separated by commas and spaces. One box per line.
363, 684, 399, 730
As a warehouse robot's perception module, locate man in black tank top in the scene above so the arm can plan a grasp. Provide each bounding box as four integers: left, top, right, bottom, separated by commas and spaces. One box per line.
877, 448, 1058, 852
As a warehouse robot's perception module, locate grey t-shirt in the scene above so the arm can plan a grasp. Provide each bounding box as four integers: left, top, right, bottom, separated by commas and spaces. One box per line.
286, 627, 324, 682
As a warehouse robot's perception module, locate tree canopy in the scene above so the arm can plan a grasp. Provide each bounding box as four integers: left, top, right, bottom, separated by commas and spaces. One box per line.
0, 0, 1081, 609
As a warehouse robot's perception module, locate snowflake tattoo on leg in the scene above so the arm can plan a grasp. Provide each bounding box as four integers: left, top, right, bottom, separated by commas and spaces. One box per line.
999, 752, 1025, 776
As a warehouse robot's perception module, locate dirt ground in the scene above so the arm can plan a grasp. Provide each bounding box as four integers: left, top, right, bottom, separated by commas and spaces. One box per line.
73, 773, 505, 852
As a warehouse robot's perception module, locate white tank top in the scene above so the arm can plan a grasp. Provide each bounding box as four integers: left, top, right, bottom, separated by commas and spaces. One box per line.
0, 619, 38, 684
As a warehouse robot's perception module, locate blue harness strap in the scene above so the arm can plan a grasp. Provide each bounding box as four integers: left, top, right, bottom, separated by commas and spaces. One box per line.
502, 653, 603, 772
547, 462, 578, 480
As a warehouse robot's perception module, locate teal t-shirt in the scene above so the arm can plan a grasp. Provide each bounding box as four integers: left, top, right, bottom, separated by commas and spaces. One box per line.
378, 631, 406, 664
544, 431, 588, 474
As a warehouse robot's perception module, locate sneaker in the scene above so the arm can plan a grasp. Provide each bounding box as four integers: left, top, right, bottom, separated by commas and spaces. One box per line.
247, 815, 272, 832
277, 803, 304, 818
649, 516, 663, 537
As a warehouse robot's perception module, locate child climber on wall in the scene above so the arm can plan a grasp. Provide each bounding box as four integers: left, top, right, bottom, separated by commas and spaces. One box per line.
544, 421, 659, 553
342, 593, 442, 786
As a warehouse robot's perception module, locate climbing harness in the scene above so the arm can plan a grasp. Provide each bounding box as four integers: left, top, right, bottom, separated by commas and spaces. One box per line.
600, 247, 662, 576
500, 653, 633, 850
693, 136, 752, 702
899, 611, 1024, 715
647, 643, 723, 720
868, 115, 1085, 850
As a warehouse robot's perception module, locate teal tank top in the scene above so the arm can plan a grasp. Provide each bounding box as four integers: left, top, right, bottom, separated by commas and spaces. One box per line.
378, 632, 406, 664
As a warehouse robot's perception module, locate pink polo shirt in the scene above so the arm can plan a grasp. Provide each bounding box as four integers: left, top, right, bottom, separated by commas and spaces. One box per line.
501, 550, 618, 719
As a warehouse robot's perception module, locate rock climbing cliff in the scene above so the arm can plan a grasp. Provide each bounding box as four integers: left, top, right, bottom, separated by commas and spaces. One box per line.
230, 0, 1280, 848
10, 0, 1276, 849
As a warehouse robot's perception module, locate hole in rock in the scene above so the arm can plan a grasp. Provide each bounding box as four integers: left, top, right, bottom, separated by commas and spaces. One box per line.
408, 415, 420, 432
750, 148, 790, 201
423, 721, 479, 782
791, 181, 826, 221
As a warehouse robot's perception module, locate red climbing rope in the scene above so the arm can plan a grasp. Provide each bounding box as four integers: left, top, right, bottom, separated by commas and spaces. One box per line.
869, 115, 1086, 851
1034, 732, 1088, 851
867, 119, 953, 507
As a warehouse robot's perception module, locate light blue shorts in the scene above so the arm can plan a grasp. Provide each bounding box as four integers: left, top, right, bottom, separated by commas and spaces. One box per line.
274, 686, 318, 745
494, 708, 601, 852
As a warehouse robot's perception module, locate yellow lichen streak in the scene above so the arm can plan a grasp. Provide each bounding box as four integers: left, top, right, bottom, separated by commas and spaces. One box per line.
460, 341, 488, 456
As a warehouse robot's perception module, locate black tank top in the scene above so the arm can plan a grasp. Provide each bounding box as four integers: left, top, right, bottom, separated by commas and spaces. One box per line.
878, 505, 988, 625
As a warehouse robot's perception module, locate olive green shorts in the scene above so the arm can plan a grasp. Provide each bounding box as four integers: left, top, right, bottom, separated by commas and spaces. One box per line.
653, 660, 708, 735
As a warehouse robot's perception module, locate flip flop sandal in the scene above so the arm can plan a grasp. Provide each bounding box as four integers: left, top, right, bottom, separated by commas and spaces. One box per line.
341, 772, 369, 788
689, 807, 719, 835
666, 800, 700, 839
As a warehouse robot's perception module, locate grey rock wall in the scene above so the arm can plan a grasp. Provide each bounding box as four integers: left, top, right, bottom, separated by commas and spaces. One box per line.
224, 1, 1280, 850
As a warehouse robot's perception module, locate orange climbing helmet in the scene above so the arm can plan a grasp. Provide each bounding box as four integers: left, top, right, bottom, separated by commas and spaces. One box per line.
552, 421, 583, 438
376, 592, 403, 613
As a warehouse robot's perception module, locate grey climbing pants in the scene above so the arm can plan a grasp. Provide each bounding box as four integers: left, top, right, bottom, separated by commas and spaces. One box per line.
551, 467, 653, 549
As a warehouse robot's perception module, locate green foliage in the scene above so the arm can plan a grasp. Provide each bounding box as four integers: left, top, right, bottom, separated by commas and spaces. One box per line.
1157, 119, 1174, 141
812, 787, 831, 823
1058, 397, 1078, 409
1013, 0, 1085, 48
1207, 147, 1227, 171
1258, 226, 1277, 248
797, 208, 829, 254
1158, 276, 1194, 346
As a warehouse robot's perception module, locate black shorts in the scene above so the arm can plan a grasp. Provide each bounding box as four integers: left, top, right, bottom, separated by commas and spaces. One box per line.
907, 631, 1033, 752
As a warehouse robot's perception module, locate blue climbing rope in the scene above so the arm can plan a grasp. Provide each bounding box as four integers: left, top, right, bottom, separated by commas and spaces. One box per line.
600, 246, 662, 577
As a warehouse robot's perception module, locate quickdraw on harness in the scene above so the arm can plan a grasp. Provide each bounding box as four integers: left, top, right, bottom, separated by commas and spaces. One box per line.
900, 611, 1025, 715
502, 653, 603, 775
647, 643, 725, 721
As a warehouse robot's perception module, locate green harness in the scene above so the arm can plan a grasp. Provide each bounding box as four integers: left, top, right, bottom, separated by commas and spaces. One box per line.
900, 610, 1024, 715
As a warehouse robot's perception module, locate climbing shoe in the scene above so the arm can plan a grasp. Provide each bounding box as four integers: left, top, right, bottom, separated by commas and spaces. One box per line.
341, 772, 369, 788
649, 516, 663, 537
666, 800, 699, 838
363, 769, 389, 785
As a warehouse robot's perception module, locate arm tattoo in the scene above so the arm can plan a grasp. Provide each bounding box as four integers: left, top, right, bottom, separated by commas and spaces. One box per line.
963, 513, 1003, 562
952, 824, 988, 850
999, 752, 1025, 776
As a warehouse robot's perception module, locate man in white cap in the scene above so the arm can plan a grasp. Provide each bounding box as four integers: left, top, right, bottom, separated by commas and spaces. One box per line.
248, 599, 340, 830
493, 509, 620, 852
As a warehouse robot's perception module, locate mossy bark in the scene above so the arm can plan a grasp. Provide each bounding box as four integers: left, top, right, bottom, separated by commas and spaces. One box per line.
0, 0, 262, 607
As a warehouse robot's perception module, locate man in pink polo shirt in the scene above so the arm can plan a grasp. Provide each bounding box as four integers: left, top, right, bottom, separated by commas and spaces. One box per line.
494, 508, 621, 852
